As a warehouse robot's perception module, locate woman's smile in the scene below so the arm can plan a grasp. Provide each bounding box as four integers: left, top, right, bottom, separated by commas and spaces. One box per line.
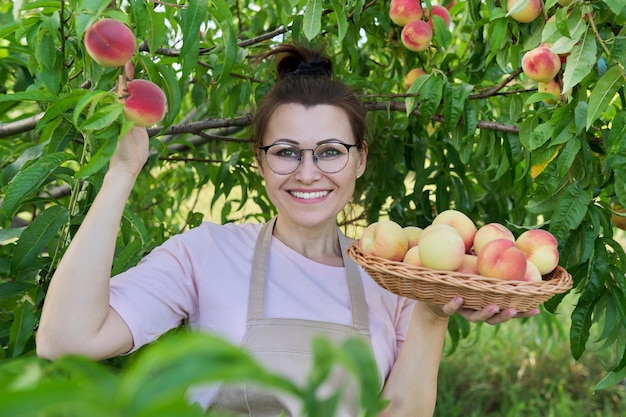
288, 189, 331, 200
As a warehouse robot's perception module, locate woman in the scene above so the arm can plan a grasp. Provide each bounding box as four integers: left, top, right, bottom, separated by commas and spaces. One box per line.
36, 43, 538, 416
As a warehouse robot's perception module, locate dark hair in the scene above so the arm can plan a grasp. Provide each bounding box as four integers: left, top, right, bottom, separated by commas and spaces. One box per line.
253, 43, 368, 152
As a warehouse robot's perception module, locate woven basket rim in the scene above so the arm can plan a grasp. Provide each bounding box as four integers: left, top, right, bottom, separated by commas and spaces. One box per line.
347, 243, 573, 309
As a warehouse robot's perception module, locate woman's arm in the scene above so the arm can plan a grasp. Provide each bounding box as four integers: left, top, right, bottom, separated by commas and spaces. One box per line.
380, 301, 451, 417
36, 127, 150, 360
381, 298, 539, 417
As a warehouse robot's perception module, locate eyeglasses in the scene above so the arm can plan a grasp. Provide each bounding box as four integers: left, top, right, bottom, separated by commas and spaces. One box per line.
259, 141, 358, 175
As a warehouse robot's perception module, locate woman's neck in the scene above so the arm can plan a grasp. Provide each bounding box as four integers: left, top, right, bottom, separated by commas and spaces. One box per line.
272, 217, 344, 267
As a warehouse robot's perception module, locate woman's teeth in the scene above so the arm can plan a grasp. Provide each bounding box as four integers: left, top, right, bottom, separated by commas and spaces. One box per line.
290, 190, 329, 199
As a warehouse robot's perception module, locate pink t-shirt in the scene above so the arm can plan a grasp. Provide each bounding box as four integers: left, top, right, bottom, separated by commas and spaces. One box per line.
109, 221, 415, 385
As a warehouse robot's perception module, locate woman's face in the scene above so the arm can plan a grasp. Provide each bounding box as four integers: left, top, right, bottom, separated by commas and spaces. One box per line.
258, 103, 367, 229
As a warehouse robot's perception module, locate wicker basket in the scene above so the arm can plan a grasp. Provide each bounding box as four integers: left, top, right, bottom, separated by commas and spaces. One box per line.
347, 243, 573, 312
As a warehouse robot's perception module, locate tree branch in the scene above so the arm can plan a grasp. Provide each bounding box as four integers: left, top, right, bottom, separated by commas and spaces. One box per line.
146, 115, 253, 137
468, 67, 524, 99
363, 102, 520, 134
0, 99, 520, 142
0, 114, 44, 137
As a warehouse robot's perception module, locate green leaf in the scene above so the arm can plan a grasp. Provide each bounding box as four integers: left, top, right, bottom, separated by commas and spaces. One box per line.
180, 0, 206, 82
112, 238, 144, 275
574, 101, 588, 133
548, 182, 591, 243
0, 90, 56, 104
555, 137, 581, 178
157, 64, 181, 126
10, 205, 69, 275
585, 239, 609, 303
80, 103, 124, 131
147, 5, 167, 57
595, 366, 626, 391
0, 380, 113, 417
35, 90, 88, 133
329, 0, 348, 42
72, 90, 112, 128
117, 333, 300, 414
209, 0, 237, 83
432, 17, 452, 50
35, 29, 56, 73
303, 0, 323, 41
443, 82, 474, 131
562, 28, 597, 93
8, 302, 36, 357
527, 122, 553, 151
75, 135, 118, 178
0, 227, 24, 244
570, 299, 594, 359
416, 76, 444, 121
586, 65, 625, 129
0, 282, 35, 298
75, 0, 114, 36
0, 142, 46, 187
604, 0, 625, 15
1, 152, 72, 218
405, 74, 431, 114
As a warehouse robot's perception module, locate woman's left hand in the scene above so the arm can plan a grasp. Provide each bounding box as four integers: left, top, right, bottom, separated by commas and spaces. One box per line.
428, 296, 540, 325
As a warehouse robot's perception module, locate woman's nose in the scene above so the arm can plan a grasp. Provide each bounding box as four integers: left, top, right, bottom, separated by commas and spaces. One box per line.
294, 149, 322, 179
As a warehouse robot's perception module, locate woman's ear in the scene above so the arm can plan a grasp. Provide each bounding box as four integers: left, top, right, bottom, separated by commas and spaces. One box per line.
356, 145, 368, 178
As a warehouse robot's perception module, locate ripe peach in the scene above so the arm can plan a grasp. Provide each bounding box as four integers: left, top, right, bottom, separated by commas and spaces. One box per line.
472, 223, 515, 254
432, 209, 477, 253
427, 5, 452, 28
84, 19, 136, 68
418, 224, 465, 271
477, 239, 527, 280
522, 46, 561, 82
403, 226, 423, 248
522, 260, 543, 282
404, 68, 427, 89
515, 229, 559, 275
538, 79, 561, 104
401, 20, 433, 52
456, 254, 479, 275
389, 0, 424, 27
507, 0, 541, 23
359, 220, 409, 261
123, 80, 167, 127
418, 223, 457, 241
403, 245, 423, 266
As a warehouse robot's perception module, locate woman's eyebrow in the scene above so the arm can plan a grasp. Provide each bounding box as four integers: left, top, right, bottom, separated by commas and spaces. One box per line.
269, 138, 345, 146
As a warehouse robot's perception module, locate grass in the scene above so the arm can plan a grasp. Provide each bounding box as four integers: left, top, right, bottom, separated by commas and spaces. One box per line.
435, 299, 626, 417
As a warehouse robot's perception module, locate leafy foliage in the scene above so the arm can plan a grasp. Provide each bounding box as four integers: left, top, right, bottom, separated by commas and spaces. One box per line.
0, 332, 385, 417
1, 0, 626, 403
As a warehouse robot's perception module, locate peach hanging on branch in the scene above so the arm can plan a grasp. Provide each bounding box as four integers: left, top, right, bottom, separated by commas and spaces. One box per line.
122, 79, 167, 127
84, 18, 136, 68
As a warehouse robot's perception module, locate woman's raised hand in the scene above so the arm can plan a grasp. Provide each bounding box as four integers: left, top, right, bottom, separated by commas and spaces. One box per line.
109, 126, 150, 177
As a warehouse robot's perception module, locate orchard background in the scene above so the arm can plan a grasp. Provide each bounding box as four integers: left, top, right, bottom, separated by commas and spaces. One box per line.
1, 0, 626, 414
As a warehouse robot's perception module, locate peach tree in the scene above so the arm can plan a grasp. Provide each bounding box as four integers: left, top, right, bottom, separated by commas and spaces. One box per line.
1, 0, 625, 398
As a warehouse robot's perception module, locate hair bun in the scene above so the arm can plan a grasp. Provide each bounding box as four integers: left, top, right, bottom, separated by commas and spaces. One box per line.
292, 60, 331, 77
269, 43, 333, 79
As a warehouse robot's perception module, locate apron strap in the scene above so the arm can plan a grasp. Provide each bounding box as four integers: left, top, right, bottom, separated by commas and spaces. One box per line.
247, 217, 370, 331
338, 232, 370, 330
247, 217, 276, 322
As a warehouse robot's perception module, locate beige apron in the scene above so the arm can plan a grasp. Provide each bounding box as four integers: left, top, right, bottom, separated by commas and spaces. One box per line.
208, 218, 374, 416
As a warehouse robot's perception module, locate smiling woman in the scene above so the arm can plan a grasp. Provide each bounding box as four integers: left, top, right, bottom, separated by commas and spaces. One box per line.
36, 41, 535, 417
